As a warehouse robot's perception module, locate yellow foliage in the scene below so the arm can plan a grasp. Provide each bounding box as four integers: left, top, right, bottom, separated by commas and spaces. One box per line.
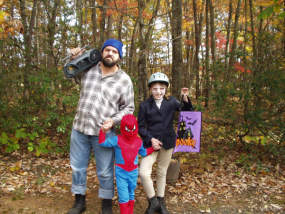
273, 5, 281, 13
182, 20, 192, 31
0, 18, 23, 39
237, 36, 244, 42
246, 46, 252, 53
196, 0, 204, 11
256, 0, 274, 7
0, 11, 9, 25
9, 160, 22, 172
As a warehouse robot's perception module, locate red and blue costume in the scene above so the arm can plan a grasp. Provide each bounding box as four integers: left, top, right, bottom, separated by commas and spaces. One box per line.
99, 114, 154, 214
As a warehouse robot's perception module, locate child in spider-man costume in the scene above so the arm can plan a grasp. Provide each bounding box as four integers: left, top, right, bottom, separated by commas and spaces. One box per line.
99, 114, 154, 214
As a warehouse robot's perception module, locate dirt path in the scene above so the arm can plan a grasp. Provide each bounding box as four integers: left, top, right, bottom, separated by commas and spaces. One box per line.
1, 146, 284, 214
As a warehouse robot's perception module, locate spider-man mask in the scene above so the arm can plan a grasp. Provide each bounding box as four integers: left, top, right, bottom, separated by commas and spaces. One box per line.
120, 114, 138, 139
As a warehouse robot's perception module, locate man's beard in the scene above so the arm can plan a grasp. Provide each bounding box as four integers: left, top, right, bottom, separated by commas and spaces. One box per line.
102, 56, 120, 68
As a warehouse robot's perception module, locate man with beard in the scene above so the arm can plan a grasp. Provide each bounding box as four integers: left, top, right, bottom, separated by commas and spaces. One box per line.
67, 39, 135, 214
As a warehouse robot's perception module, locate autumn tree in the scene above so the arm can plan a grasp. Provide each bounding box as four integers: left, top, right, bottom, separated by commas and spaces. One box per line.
171, 0, 183, 97
137, 0, 161, 101
192, 0, 204, 99
19, 0, 38, 111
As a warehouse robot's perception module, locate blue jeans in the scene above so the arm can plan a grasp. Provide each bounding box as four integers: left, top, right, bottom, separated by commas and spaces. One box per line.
70, 129, 115, 199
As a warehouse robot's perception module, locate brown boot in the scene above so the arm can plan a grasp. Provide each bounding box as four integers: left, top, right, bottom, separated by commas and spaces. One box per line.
157, 197, 170, 214
67, 194, 86, 214
144, 196, 160, 214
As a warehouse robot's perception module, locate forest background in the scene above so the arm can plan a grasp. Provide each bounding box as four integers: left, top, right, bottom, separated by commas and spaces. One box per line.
1, 0, 284, 156
0, 0, 284, 213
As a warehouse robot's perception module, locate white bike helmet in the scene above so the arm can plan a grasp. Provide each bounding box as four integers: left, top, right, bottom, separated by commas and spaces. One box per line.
148, 72, 169, 87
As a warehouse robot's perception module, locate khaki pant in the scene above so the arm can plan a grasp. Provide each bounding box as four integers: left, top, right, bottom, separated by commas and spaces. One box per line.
139, 148, 173, 198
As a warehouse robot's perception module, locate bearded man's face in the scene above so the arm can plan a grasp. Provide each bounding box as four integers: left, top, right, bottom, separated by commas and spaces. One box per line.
102, 46, 120, 67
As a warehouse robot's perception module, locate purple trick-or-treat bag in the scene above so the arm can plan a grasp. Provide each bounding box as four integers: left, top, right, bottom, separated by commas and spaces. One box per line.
173, 111, 202, 153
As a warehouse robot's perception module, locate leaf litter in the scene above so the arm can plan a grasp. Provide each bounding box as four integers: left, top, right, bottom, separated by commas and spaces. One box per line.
0, 145, 284, 214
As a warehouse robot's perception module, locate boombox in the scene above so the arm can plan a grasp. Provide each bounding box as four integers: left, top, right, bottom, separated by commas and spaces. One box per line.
63, 49, 101, 78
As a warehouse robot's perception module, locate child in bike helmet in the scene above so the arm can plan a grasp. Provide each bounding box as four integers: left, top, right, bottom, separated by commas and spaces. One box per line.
138, 72, 194, 214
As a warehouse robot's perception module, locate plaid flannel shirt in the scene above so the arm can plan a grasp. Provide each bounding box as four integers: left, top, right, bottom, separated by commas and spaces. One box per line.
72, 63, 135, 135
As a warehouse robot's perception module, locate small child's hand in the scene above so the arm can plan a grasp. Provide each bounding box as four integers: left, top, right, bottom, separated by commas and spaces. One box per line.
151, 138, 162, 150
181, 88, 190, 102
102, 119, 114, 132
181, 88, 189, 96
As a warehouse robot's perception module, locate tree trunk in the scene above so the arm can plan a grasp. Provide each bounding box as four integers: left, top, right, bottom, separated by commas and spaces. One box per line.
225, 1, 233, 72
43, 0, 60, 67
106, 14, 113, 39
209, 0, 216, 86
249, 0, 258, 102
283, 0, 285, 57
228, 0, 241, 72
183, 0, 191, 88
192, 0, 204, 99
90, 0, 98, 47
242, 0, 249, 127
138, 0, 147, 101
19, 0, 38, 110
171, 0, 183, 98
99, 0, 108, 46
128, 18, 139, 78
75, 0, 84, 46
34, 0, 40, 66
249, 0, 257, 65
165, 0, 172, 76
117, 14, 123, 41
204, 0, 210, 107
257, 6, 264, 69
137, 0, 161, 101
185, 30, 193, 88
